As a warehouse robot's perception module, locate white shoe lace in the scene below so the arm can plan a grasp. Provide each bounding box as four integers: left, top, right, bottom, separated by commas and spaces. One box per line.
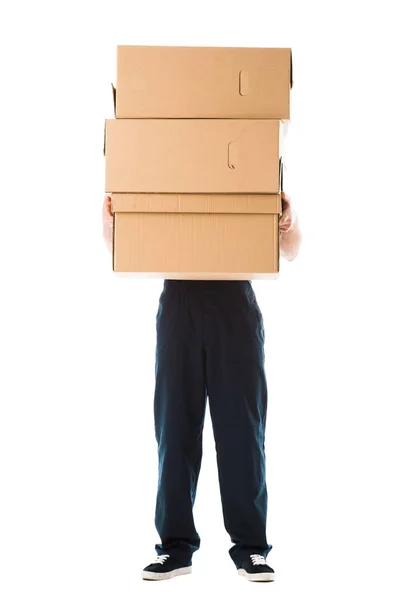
151, 554, 170, 565
250, 554, 267, 566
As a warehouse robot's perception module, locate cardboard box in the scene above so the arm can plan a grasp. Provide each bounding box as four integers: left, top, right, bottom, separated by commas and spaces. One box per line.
115, 45, 292, 119
105, 119, 284, 194
110, 193, 282, 279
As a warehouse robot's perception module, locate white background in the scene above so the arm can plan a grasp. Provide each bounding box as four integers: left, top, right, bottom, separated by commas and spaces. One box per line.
1, 0, 399, 598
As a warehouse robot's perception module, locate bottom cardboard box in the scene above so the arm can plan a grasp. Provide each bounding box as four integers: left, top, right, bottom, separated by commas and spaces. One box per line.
111, 193, 282, 280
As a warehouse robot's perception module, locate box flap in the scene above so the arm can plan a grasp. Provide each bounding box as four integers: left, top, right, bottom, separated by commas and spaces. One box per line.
290, 49, 293, 88
111, 193, 282, 214
278, 159, 286, 214
111, 83, 116, 117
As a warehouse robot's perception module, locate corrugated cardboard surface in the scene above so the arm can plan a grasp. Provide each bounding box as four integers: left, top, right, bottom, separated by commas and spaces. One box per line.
111, 193, 282, 214
111, 193, 281, 278
105, 119, 283, 193
116, 45, 292, 119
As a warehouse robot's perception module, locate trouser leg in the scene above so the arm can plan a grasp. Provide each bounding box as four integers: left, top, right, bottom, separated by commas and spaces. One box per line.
203, 282, 273, 568
153, 282, 207, 562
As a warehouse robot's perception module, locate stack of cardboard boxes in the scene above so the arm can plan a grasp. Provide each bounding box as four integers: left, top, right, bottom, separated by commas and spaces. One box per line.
104, 45, 292, 280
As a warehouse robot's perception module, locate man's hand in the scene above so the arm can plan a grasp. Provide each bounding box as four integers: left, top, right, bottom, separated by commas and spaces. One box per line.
279, 191, 295, 234
103, 194, 113, 253
279, 191, 302, 261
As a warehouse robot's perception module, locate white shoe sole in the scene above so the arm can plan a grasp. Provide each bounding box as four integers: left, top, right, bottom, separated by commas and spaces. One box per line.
141, 566, 192, 580
238, 568, 275, 582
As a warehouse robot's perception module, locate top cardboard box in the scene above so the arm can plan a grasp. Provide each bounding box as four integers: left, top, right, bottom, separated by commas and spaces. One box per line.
115, 45, 292, 119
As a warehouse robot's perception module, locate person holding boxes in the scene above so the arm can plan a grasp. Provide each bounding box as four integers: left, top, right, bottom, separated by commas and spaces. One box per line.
102, 45, 302, 582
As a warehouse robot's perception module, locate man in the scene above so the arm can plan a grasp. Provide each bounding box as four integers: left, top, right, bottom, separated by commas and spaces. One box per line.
102, 192, 302, 582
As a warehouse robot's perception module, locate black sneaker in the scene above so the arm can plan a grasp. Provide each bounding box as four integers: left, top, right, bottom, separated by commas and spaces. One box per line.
237, 553, 275, 582
141, 553, 192, 581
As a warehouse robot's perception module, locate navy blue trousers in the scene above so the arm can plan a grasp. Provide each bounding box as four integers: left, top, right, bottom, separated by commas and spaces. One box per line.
153, 279, 272, 568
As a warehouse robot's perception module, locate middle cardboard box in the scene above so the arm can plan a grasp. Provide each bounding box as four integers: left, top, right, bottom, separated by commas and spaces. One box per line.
105, 118, 285, 194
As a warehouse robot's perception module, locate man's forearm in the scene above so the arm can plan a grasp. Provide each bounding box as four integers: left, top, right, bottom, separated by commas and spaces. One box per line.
280, 212, 302, 261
